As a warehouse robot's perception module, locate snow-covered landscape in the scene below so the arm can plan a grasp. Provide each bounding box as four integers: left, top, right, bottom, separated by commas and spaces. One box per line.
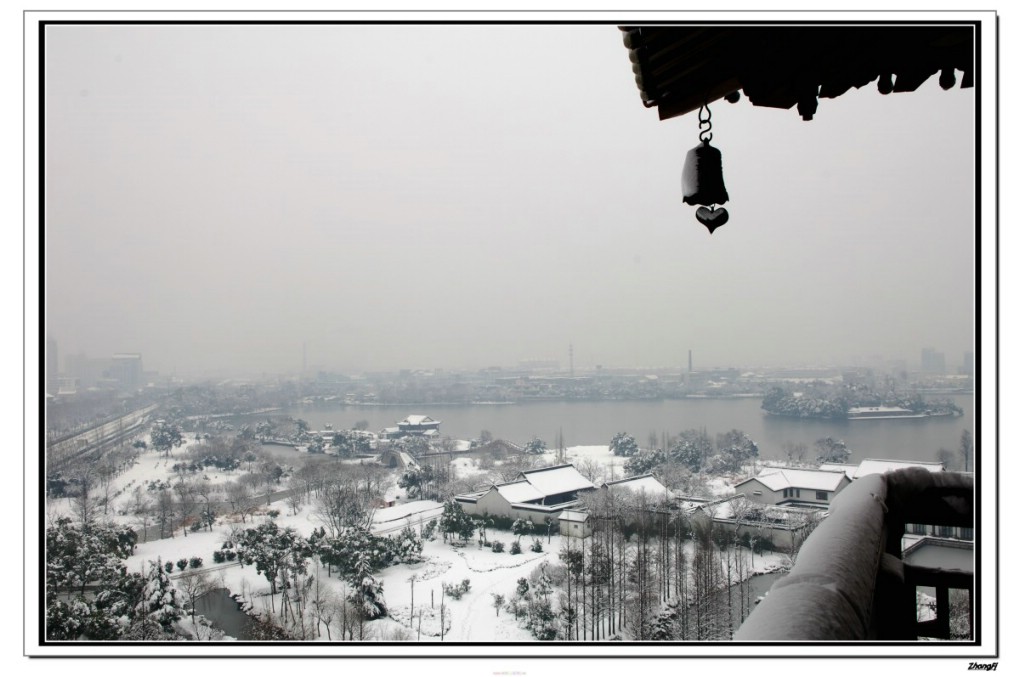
45, 428, 793, 643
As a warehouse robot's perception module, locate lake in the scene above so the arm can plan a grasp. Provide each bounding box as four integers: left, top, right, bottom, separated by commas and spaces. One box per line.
277, 395, 975, 463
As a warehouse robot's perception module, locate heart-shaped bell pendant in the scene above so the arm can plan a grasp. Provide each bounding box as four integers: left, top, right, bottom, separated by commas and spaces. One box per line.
696, 205, 729, 233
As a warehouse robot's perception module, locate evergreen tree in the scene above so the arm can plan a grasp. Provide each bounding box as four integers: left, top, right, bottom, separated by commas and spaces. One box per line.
397, 464, 436, 499
151, 420, 185, 458
236, 521, 309, 595
524, 438, 547, 456
389, 524, 424, 564
438, 500, 475, 542
609, 432, 639, 458
349, 550, 387, 621
134, 558, 185, 632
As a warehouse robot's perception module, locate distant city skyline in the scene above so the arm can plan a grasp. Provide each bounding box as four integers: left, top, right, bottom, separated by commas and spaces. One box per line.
45, 334, 975, 380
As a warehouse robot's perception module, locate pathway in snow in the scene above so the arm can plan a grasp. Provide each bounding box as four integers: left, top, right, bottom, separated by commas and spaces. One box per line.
456, 548, 551, 641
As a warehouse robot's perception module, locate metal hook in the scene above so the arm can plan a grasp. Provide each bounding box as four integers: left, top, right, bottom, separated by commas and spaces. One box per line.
698, 103, 713, 143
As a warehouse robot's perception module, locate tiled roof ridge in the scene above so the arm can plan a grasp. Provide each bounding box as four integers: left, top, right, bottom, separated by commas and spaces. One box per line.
521, 463, 574, 474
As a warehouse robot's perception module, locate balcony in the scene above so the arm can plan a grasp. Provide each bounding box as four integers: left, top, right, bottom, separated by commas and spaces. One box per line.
735, 468, 974, 641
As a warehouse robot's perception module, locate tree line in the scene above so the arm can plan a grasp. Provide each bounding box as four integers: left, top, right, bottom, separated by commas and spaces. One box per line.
494, 488, 781, 641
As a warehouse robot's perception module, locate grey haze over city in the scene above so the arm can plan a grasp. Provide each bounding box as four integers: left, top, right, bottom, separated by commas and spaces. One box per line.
43, 24, 976, 378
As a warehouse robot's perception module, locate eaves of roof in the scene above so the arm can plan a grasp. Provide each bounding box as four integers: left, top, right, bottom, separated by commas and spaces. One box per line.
621, 25, 975, 121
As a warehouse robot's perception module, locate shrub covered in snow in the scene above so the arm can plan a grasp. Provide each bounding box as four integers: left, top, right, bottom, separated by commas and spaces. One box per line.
442, 578, 472, 600
388, 525, 424, 564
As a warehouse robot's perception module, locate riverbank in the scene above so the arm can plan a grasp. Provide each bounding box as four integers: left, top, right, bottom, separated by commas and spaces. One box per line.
276, 395, 974, 463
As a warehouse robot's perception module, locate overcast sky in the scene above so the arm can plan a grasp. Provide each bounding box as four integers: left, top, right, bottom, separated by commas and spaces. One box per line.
43, 23, 977, 377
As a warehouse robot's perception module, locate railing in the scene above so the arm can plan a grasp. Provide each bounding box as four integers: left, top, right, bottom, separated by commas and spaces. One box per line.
735, 468, 973, 641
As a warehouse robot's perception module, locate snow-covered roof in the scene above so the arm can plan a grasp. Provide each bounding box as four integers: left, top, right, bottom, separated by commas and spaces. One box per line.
517, 464, 596, 497
675, 497, 714, 513
603, 474, 672, 499
372, 500, 443, 525
399, 415, 440, 426
494, 481, 545, 504
558, 510, 589, 522
818, 458, 945, 480
467, 464, 596, 507
703, 494, 824, 521
741, 467, 848, 492
817, 462, 858, 479
853, 459, 944, 478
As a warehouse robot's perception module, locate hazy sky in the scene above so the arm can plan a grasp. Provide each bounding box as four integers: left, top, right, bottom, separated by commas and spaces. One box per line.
43, 23, 977, 377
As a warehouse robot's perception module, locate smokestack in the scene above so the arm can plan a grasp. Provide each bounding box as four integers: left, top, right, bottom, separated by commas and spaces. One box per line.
688, 350, 693, 373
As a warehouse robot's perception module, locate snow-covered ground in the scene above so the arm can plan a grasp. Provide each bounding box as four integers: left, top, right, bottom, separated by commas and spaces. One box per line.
54, 440, 766, 642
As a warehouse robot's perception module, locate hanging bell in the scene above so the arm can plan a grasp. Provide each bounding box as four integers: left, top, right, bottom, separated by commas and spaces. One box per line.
682, 139, 729, 208
682, 138, 730, 233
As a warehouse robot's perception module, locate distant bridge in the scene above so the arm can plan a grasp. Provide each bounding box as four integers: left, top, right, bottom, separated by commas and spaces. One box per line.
379, 439, 524, 469
418, 439, 524, 460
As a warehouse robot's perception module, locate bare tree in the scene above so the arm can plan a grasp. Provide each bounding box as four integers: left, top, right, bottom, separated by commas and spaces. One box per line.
70, 467, 97, 525
226, 480, 257, 523
314, 478, 372, 536
959, 430, 973, 472
650, 463, 687, 497
177, 569, 213, 636
782, 441, 808, 464
194, 480, 219, 532
174, 481, 197, 537
95, 460, 119, 515
285, 478, 303, 515
937, 447, 959, 470
491, 454, 541, 484
311, 582, 339, 640
574, 457, 604, 484
293, 459, 326, 501
155, 488, 176, 538
128, 486, 154, 541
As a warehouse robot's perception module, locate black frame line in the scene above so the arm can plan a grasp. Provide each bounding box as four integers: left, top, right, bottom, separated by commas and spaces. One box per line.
29, 11, 995, 660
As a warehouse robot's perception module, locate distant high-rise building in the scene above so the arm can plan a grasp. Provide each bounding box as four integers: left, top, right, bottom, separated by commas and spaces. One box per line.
109, 353, 143, 392
921, 348, 946, 374
65, 352, 108, 388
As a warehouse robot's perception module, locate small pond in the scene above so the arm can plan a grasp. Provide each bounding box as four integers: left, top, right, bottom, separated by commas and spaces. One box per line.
193, 588, 257, 640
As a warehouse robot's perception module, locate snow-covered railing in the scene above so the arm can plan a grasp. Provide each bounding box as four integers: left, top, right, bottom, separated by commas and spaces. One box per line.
735, 468, 973, 641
